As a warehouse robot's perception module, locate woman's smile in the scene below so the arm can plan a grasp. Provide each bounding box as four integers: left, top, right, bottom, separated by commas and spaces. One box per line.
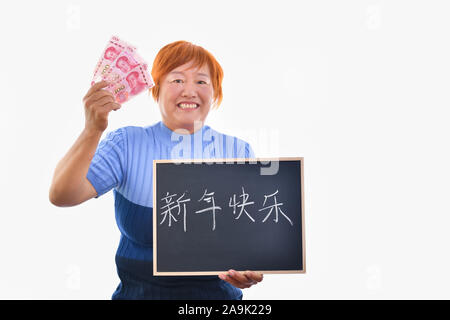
158, 61, 213, 133
177, 102, 200, 110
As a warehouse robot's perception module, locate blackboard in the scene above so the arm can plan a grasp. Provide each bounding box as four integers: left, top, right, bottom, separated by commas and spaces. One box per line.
153, 157, 305, 275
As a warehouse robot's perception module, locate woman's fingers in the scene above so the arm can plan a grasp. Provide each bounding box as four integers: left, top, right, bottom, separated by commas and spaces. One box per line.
92, 95, 115, 107
244, 270, 263, 284
104, 102, 122, 111
83, 80, 110, 103
84, 90, 114, 107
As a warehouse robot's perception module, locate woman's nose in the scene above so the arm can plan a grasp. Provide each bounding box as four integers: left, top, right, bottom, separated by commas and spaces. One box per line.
181, 81, 197, 97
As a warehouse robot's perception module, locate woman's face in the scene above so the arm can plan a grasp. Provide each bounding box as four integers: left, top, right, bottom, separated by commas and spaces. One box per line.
158, 61, 214, 134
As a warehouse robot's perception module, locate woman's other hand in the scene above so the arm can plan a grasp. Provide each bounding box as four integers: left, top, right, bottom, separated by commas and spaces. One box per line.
219, 269, 263, 289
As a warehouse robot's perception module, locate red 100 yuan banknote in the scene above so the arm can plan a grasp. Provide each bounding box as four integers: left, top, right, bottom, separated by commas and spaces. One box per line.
106, 62, 154, 103
92, 36, 136, 83
91, 36, 154, 103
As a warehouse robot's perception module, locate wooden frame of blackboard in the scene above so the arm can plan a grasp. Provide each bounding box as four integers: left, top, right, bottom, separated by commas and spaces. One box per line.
153, 157, 305, 276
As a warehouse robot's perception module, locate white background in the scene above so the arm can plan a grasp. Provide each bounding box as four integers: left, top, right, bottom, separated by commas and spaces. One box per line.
0, 0, 449, 299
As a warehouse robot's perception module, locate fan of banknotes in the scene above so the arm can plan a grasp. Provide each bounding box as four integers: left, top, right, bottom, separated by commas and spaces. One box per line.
92, 36, 154, 103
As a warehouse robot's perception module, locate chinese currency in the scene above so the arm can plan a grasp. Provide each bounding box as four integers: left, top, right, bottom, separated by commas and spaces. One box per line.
92, 36, 154, 103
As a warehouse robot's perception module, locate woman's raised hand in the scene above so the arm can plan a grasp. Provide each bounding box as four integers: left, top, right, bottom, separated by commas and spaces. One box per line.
82, 81, 121, 134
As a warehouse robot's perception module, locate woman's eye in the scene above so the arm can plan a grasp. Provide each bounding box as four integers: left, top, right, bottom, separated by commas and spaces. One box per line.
172, 79, 207, 84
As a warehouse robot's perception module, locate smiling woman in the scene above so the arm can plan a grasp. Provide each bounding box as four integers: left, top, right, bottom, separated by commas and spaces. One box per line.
151, 40, 224, 134
49, 40, 262, 300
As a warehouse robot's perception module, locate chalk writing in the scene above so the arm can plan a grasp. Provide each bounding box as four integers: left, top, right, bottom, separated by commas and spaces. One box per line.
229, 186, 255, 222
160, 191, 191, 231
196, 189, 222, 231
258, 190, 293, 226
159, 188, 293, 231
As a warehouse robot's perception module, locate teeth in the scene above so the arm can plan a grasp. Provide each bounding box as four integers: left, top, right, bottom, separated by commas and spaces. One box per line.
178, 103, 198, 109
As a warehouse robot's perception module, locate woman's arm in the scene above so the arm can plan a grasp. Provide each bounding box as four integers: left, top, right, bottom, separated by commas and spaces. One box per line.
49, 81, 121, 207
49, 129, 102, 207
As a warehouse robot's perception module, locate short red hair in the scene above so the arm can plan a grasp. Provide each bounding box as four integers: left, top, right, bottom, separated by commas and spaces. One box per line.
150, 41, 224, 109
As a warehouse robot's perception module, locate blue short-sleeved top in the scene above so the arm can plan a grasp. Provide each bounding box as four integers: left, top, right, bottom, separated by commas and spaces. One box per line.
86, 120, 255, 300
